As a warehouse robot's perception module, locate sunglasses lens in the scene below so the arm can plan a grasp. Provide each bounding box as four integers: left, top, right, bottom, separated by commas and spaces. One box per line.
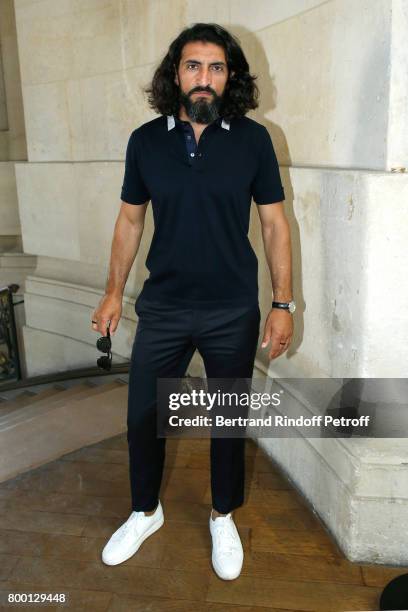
96, 336, 111, 353
97, 354, 112, 371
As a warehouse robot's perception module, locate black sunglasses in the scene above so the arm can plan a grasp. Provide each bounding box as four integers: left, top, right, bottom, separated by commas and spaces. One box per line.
96, 323, 112, 371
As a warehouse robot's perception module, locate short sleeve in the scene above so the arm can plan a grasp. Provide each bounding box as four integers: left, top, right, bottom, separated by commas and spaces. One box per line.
251, 127, 285, 205
120, 131, 151, 205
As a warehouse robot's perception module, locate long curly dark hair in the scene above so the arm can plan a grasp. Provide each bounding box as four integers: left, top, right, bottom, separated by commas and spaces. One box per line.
145, 23, 259, 120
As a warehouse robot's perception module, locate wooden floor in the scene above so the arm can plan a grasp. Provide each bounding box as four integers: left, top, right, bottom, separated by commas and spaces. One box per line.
0, 434, 405, 611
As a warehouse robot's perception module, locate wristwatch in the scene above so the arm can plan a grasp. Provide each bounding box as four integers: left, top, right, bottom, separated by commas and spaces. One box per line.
272, 300, 296, 314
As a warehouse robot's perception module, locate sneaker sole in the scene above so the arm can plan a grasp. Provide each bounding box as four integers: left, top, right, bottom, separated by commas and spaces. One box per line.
102, 515, 164, 566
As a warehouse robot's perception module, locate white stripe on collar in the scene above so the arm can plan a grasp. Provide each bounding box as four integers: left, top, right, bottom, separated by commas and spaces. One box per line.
167, 115, 176, 131
167, 115, 230, 131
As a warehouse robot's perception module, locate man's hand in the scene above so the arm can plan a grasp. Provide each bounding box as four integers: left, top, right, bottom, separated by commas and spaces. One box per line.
91, 293, 122, 336
261, 309, 293, 360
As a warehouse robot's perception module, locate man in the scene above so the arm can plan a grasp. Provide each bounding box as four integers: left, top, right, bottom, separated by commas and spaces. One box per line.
92, 23, 295, 581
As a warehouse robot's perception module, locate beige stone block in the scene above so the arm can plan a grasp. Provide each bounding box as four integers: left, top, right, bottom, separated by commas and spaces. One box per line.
24, 293, 118, 354
360, 173, 408, 375
0, 252, 36, 268
11, 157, 152, 285
388, 0, 408, 169
0, 131, 8, 161
183, 0, 230, 24
22, 81, 72, 161
73, 75, 109, 161
14, 0, 150, 120
252, 0, 391, 169
31, 254, 120, 296
0, 162, 20, 234
8, 134, 27, 163
72, 0, 113, 11
0, 56, 7, 132
230, 0, 327, 32
64, 79, 85, 159
24, 275, 136, 320
1, 26, 21, 98
0, 0, 27, 161
110, 66, 158, 154
15, 162, 80, 259
254, 167, 408, 379
22, 325, 98, 375
71, 0, 123, 79
0, 0, 16, 37
0, 253, 36, 292
14, 0, 75, 85
72, 64, 155, 161
75, 162, 121, 266
23, 276, 137, 358
14, 0, 46, 9
120, 0, 186, 67
25, 65, 155, 162
260, 429, 408, 564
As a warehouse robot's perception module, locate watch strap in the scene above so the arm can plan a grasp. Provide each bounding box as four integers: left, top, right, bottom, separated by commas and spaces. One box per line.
272, 301, 290, 309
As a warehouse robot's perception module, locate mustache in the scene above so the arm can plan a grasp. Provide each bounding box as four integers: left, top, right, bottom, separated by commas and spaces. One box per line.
188, 87, 217, 96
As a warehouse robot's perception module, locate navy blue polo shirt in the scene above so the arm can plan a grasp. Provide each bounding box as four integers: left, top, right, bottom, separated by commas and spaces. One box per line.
120, 114, 285, 308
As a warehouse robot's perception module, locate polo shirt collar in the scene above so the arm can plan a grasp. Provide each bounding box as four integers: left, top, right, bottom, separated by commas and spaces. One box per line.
167, 114, 230, 131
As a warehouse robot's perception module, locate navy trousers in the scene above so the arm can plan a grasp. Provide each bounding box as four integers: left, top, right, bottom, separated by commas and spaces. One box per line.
127, 297, 261, 514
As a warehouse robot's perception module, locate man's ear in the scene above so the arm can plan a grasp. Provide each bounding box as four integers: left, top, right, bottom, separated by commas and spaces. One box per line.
174, 64, 179, 86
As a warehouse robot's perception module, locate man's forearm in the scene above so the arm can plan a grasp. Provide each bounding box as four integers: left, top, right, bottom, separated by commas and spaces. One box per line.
105, 216, 144, 297
261, 219, 293, 302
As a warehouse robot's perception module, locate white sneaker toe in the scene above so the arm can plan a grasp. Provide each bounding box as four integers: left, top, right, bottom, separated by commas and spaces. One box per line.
102, 501, 164, 566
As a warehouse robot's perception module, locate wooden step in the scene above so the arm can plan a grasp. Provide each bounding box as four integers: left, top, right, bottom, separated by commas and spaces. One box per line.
0, 381, 129, 483
0, 383, 94, 418
0, 384, 65, 416
0, 389, 36, 405
0, 380, 126, 430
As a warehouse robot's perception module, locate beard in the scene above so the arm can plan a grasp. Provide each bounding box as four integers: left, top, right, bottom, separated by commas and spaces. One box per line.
179, 87, 223, 124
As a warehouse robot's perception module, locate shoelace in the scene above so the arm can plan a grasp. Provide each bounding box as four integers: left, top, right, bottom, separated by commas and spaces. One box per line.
113, 511, 145, 540
213, 518, 239, 555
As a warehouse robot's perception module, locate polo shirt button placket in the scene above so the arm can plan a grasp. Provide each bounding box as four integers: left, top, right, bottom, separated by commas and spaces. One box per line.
197, 139, 205, 169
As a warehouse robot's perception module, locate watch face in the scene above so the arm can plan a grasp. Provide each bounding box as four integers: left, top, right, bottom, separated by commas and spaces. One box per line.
288, 301, 296, 314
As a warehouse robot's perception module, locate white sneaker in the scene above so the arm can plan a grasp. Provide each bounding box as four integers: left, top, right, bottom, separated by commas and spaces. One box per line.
209, 512, 244, 580
102, 500, 164, 566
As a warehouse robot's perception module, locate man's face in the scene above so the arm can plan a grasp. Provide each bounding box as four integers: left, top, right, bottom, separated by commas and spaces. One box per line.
174, 41, 230, 124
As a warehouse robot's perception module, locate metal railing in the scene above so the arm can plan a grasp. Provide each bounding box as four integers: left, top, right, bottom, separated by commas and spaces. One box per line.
0, 284, 22, 384
0, 283, 130, 392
